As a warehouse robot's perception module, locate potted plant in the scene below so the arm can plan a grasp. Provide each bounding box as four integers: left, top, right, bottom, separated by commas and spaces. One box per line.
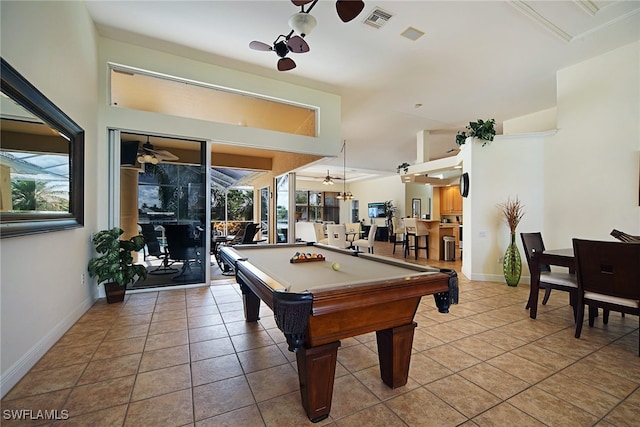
396, 162, 410, 174
455, 118, 496, 146
88, 227, 148, 303
383, 200, 396, 241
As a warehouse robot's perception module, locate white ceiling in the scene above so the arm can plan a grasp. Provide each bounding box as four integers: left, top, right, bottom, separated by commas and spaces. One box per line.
85, 0, 640, 181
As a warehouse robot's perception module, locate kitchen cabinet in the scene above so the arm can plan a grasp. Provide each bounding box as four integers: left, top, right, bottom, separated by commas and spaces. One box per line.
439, 185, 462, 215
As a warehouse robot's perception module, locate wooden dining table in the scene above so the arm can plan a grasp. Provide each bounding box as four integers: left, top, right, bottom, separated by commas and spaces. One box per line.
528, 248, 575, 319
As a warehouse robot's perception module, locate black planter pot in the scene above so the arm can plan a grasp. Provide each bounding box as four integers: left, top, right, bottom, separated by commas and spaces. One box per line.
104, 282, 126, 304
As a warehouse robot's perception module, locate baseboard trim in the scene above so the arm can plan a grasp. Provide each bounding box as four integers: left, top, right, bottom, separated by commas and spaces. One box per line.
0, 295, 96, 398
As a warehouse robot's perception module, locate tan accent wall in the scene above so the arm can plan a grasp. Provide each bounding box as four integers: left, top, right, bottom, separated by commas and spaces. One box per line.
120, 168, 140, 261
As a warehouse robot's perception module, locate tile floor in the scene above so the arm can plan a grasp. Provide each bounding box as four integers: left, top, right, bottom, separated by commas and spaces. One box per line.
2, 242, 639, 426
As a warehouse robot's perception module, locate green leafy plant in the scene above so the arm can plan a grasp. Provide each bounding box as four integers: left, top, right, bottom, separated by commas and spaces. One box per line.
396, 162, 410, 174
383, 200, 396, 220
88, 227, 148, 287
455, 119, 496, 146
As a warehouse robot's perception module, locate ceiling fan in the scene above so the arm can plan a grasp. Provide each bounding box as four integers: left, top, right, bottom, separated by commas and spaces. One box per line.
136, 136, 179, 164
321, 169, 343, 185
249, 0, 365, 71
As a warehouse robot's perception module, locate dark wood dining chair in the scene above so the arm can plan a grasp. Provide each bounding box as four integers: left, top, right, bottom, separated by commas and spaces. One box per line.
521, 232, 578, 320
610, 229, 640, 243
572, 238, 640, 356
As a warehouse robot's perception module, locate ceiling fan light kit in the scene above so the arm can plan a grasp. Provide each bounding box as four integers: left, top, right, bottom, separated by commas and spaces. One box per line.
288, 12, 317, 37
136, 136, 179, 164
250, 0, 365, 71
322, 170, 335, 185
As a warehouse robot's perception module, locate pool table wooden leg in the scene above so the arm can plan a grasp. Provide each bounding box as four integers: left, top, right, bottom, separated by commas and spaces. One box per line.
238, 282, 261, 322
295, 341, 340, 423
376, 322, 417, 388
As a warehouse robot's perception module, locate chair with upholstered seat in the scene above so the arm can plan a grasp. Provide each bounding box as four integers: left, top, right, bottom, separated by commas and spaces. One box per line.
295, 222, 318, 243
139, 223, 178, 275
345, 222, 361, 244
391, 217, 406, 255
327, 224, 350, 249
353, 224, 377, 253
572, 238, 640, 355
404, 217, 429, 260
314, 222, 328, 245
521, 232, 578, 320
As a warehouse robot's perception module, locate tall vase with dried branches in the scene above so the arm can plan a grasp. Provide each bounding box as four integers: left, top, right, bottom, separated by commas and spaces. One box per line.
498, 196, 525, 286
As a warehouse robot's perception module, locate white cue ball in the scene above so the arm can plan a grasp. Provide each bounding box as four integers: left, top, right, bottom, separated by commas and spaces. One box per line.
331, 262, 340, 271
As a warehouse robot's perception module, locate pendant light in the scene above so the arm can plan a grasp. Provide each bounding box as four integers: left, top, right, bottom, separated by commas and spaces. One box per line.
337, 141, 353, 200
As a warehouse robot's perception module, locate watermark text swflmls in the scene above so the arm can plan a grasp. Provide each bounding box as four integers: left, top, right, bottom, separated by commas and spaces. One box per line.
3, 409, 69, 420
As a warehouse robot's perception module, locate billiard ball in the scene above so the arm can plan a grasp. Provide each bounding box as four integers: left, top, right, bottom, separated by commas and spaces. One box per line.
331, 262, 340, 271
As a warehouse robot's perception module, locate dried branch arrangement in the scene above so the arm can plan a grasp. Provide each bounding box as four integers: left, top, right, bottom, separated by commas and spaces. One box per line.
498, 196, 525, 234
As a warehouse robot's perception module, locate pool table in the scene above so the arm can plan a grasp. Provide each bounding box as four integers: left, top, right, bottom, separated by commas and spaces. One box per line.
219, 242, 458, 422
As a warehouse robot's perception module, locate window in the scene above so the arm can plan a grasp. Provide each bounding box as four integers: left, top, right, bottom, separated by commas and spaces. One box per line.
295, 190, 324, 222
110, 65, 317, 137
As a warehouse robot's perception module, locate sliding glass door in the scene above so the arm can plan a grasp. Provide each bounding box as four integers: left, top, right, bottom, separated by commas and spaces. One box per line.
113, 131, 209, 289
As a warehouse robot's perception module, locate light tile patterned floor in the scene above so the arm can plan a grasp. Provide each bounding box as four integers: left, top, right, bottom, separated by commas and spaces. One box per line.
2, 243, 639, 426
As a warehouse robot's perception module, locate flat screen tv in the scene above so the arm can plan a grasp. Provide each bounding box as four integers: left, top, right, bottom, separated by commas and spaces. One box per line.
368, 202, 386, 218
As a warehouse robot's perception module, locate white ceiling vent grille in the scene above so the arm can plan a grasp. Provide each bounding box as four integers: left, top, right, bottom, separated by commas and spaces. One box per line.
363, 8, 393, 29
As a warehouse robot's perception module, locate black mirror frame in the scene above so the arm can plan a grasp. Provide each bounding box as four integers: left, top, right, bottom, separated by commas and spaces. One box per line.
0, 57, 84, 238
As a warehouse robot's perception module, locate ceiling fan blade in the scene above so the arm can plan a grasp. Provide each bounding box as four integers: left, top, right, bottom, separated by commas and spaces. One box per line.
152, 149, 179, 161
277, 57, 296, 71
291, 0, 313, 6
249, 40, 272, 51
287, 36, 309, 53
336, 0, 365, 23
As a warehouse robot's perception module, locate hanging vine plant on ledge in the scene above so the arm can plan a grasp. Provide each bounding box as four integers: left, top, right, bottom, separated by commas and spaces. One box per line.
396, 162, 410, 174
455, 118, 496, 146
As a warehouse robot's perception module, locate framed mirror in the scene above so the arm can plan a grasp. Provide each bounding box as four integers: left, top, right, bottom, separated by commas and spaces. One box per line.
0, 58, 84, 238
412, 198, 421, 218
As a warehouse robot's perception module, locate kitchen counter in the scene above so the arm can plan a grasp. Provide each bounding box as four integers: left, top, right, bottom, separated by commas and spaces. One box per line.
415, 220, 459, 261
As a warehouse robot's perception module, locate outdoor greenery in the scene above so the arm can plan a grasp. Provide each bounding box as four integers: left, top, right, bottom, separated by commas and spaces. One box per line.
455, 118, 496, 146
11, 179, 69, 212
140, 163, 253, 222
211, 186, 254, 220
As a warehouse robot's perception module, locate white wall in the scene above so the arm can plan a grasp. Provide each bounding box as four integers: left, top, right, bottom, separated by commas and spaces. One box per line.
350, 42, 639, 285
349, 176, 405, 226
544, 41, 640, 247
0, 1, 99, 396
460, 135, 545, 282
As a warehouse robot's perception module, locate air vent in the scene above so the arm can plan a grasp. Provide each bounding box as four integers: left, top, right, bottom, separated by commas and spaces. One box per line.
363, 8, 393, 29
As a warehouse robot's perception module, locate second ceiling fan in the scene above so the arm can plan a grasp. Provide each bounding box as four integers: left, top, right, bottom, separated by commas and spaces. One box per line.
249, 0, 365, 71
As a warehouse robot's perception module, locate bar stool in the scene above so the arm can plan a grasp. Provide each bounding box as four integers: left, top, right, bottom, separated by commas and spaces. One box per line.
403, 217, 429, 260
391, 217, 407, 254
